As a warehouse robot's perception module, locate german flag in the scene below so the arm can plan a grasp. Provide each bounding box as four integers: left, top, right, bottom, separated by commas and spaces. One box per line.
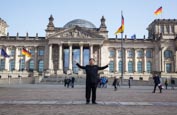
115, 15, 124, 34
22, 48, 32, 57
154, 6, 162, 15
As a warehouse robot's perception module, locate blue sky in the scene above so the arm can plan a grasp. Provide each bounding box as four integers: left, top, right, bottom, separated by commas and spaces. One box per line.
0, 0, 177, 38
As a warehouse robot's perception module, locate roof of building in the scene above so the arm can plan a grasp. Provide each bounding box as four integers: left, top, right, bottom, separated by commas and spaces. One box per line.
63, 19, 96, 28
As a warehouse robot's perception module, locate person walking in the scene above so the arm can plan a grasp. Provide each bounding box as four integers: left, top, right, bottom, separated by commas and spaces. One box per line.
71, 77, 75, 88
164, 78, 168, 90
75, 58, 108, 104
128, 78, 131, 88
112, 77, 118, 91
171, 78, 175, 90
152, 74, 162, 93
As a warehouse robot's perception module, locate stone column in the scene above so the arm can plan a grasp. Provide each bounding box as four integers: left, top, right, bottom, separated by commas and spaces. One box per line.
48, 44, 53, 71
5, 47, 10, 71
34, 47, 38, 72
144, 49, 147, 73
80, 44, 83, 65
57, 44, 63, 74
115, 48, 118, 72
161, 47, 165, 72
176, 50, 177, 72
125, 48, 128, 72
68, 44, 72, 71
90, 44, 93, 58
78, 44, 83, 75
24, 47, 29, 71
99, 45, 102, 66
134, 49, 137, 72
15, 47, 19, 71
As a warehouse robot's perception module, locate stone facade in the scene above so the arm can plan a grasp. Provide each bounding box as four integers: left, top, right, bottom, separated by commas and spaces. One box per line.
0, 16, 177, 81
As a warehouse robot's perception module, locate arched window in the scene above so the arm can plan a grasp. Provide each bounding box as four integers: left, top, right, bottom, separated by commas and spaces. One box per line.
19, 59, 25, 71
109, 61, 114, 72
38, 60, 44, 72
164, 50, 172, 58
128, 61, 133, 73
146, 49, 152, 58
9, 60, 15, 71
137, 61, 142, 73
147, 61, 152, 73
29, 60, 34, 72
119, 60, 123, 73
0, 59, 5, 71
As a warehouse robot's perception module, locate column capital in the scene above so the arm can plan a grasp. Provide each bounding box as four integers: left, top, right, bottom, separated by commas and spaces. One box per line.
58, 43, 63, 46
89, 43, 93, 46
48, 44, 53, 46
79, 42, 84, 46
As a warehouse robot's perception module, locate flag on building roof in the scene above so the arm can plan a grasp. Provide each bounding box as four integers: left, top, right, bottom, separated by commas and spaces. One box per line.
131, 34, 136, 39
0, 48, 10, 58
154, 6, 162, 15
115, 14, 124, 34
22, 48, 32, 57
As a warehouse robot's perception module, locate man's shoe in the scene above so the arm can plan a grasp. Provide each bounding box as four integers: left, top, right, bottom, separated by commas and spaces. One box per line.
92, 102, 97, 104
86, 102, 89, 104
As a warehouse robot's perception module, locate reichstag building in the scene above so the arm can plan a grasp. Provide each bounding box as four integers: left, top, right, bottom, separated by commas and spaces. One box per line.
0, 16, 177, 80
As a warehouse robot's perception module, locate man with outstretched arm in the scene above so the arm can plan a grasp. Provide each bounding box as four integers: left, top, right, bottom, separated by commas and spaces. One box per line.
75, 58, 108, 104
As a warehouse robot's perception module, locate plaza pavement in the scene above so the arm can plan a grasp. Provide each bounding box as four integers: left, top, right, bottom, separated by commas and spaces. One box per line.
0, 84, 177, 115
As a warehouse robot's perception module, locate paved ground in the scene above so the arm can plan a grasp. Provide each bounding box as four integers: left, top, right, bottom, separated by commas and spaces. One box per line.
0, 84, 177, 115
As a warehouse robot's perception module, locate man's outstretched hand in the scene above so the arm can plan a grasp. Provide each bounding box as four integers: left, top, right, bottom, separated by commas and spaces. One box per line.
74, 59, 78, 64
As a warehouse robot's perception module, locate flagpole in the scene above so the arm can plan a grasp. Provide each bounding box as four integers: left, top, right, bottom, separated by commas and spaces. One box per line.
121, 11, 124, 85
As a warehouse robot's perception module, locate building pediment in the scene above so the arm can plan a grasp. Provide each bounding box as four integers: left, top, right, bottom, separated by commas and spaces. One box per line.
47, 26, 104, 39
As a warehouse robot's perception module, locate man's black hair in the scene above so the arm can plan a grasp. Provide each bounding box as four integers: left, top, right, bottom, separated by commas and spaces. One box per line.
89, 58, 95, 61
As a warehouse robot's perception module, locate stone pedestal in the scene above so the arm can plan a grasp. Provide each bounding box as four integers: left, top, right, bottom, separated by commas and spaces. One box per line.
57, 69, 63, 74
67, 70, 73, 75
78, 70, 83, 75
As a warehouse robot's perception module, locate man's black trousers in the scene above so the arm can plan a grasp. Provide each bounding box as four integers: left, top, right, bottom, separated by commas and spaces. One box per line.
86, 83, 97, 103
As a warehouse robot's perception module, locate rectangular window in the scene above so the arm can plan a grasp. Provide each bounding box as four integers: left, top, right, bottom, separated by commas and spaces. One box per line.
109, 50, 115, 57
128, 51, 133, 58
109, 61, 114, 72
30, 49, 35, 56
11, 49, 15, 56
38, 49, 44, 56
166, 63, 172, 73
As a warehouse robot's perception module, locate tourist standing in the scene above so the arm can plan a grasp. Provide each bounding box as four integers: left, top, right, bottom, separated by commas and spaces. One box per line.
75, 58, 108, 104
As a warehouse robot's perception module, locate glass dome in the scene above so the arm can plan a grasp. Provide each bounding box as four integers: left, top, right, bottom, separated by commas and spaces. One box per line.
63, 19, 96, 28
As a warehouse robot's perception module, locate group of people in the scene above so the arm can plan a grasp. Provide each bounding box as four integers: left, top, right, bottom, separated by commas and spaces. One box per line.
64, 77, 75, 88
98, 77, 108, 88
152, 74, 176, 93
74, 58, 176, 104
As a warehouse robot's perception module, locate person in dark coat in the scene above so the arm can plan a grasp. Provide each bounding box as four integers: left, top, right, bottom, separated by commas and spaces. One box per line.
171, 78, 175, 90
112, 77, 118, 91
164, 78, 168, 90
71, 77, 75, 88
152, 74, 162, 93
75, 58, 108, 104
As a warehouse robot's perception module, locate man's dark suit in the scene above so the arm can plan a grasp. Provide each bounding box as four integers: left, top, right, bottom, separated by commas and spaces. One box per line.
76, 63, 108, 103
